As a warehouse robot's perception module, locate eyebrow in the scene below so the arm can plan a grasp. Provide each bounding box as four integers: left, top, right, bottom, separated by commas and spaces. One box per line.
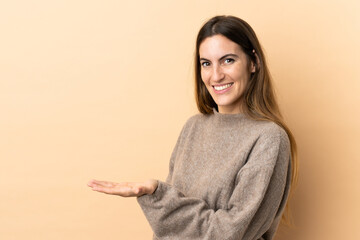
199, 53, 239, 62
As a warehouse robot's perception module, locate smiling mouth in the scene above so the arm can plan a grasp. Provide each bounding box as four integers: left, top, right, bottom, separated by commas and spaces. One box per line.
213, 83, 233, 91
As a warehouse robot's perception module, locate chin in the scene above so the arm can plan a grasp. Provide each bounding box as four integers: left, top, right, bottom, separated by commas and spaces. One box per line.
214, 99, 234, 107
216, 99, 243, 110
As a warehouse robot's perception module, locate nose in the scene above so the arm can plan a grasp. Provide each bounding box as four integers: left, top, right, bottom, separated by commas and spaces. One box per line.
212, 65, 225, 82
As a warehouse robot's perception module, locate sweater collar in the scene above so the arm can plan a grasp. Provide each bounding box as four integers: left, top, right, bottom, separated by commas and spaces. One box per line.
212, 107, 246, 120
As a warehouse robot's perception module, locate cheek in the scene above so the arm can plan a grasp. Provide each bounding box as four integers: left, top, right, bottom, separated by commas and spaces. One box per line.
232, 66, 250, 82
200, 70, 208, 84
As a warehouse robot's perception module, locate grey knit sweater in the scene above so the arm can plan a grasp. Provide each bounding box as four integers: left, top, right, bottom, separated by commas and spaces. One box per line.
137, 108, 292, 240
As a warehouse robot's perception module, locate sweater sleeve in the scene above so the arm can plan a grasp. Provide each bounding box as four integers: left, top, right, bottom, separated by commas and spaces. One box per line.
137, 126, 291, 240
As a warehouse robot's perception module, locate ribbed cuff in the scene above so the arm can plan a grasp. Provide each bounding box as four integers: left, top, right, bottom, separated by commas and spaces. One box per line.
137, 180, 166, 205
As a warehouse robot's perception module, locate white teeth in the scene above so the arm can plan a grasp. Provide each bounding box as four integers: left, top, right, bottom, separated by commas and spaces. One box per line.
214, 83, 232, 91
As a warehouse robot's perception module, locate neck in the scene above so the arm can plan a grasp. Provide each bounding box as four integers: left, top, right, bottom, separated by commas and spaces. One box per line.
218, 105, 244, 114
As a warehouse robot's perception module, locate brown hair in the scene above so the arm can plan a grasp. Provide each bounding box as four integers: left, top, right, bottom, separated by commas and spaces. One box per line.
195, 15, 299, 226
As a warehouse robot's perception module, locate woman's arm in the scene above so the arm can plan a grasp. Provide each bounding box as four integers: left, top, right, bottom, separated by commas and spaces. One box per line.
136, 127, 291, 240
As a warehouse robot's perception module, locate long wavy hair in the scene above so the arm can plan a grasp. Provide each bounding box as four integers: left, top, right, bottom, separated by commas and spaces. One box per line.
194, 15, 299, 226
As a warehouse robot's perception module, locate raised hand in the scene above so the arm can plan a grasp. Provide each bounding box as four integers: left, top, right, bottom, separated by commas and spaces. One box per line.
87, 179, 158, 197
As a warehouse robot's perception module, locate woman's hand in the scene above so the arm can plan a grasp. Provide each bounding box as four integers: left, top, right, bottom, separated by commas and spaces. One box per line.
87, 179, 158, 197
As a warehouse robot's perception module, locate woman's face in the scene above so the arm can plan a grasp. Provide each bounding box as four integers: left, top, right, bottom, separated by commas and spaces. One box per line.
199, 34, 255, 114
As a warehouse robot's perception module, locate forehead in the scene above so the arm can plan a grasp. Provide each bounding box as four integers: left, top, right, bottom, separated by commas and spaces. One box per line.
199, 34, 243, 58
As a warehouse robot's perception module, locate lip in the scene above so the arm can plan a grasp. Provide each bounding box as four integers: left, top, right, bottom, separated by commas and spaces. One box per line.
212, 83, 234, 94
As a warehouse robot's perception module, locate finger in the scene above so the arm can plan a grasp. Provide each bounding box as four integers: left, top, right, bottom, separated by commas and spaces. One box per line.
91, 185, 117, 195
89, 179, 116, 188
93, 184, 143, 197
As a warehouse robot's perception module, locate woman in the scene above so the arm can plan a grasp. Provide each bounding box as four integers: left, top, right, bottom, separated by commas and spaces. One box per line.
88, 15, 298, 240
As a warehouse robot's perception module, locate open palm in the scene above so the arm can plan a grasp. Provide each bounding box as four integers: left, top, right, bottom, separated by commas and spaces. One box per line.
87, 179, 158, 197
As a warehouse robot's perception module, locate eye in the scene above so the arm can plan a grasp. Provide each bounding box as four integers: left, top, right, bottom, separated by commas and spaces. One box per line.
224, 58, 234, 64
201, 61, 210, 67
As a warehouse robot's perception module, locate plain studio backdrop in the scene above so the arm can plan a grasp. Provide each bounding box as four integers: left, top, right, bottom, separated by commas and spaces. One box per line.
1, 1, 359, 239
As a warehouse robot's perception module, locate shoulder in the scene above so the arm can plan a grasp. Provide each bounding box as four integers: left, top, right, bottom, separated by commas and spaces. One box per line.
246, 121, 291, 169
260, 121, 288, 139
251, 120, 290, 150
175, 112, 209, 138
182, 112, 206, 129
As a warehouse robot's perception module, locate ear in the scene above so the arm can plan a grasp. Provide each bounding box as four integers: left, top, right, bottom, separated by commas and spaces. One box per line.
250, 61, 256, 73
250, 51, 260, 73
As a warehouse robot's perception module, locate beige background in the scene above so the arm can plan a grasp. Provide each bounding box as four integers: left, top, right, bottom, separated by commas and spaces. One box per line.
1, 0, 359, 239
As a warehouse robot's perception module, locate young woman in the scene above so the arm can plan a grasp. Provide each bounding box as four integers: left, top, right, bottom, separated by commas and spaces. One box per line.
88, 15, 298, 240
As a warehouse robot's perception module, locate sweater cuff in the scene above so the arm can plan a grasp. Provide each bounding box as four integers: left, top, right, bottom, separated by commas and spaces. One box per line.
137, 180, 166, 204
